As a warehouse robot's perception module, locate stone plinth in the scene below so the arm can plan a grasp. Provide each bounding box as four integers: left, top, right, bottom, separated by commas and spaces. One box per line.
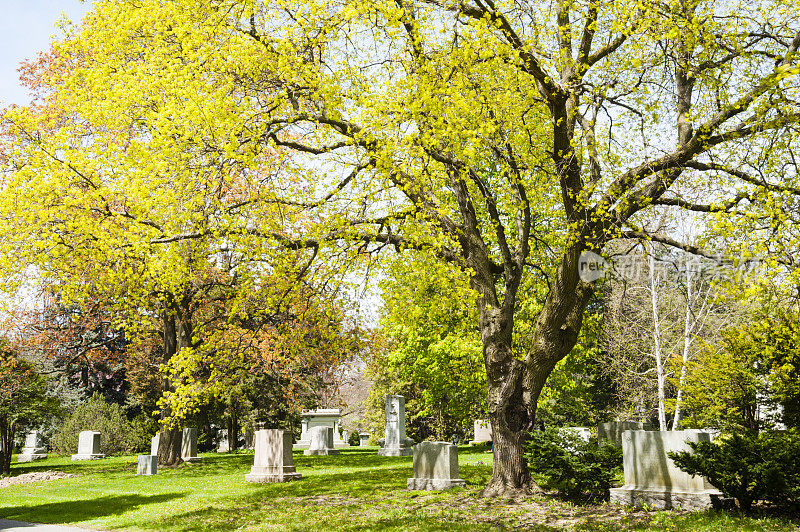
294, 409, 348, 449
598, 422, 648, 447
407, 441, 465, 490
609, 430, 726, 510
182, 427, 202, 462
71, 431, 104, 460
304, 426, 340, 456
137, 455, 157, 475
378, 395, 413, 457
359, 433, 371, 446
17, 430, 47, 462
245, 429, 302, 483
469, 420, 492, 446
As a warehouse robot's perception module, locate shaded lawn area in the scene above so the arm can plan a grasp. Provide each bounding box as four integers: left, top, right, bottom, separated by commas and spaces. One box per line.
1, 447, 797, 531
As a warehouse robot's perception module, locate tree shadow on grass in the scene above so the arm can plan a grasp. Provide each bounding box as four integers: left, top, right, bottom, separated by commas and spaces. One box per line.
0, 493, 185, 524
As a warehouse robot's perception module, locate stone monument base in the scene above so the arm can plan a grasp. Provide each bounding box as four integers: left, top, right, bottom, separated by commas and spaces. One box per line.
71, 453, 105, 461
245, 466, 302, 483
407, 478, 465, 490
610, 486, 729, 511
137, 455, 157, 475
378, 447, 413, 457
17, 453, 47, 462
182, 456, 203, 463
303, 448, 340, 456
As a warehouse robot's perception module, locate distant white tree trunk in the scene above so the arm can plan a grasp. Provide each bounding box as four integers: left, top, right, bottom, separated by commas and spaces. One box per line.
648, 253, 668, 431
672, 264, 710, 430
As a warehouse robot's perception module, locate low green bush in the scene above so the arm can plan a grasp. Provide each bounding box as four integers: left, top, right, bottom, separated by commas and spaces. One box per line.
525, 427, 622, 500
51, 393, 150, 456
669, 429, 800, 511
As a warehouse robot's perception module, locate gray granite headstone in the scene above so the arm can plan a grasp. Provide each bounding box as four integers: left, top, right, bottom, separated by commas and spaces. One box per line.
378, 395, 413, 456
17, 430, 47, 462
407, 441, 465, 490
304, 426, 340, 456
598, 421, 648, 447
181, 427, 201, 462
469, 420, 492, 446
609, 430, 726, 510
137, 455, 157, 475
245, 429, 302, 483
71, 431, 105, 460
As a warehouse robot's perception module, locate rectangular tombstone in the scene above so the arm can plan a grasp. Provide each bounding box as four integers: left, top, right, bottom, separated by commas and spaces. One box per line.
609, 430, 726, 510
137, 455, 157, 475
71, 431, 105, 460
304, 426, 340, 456
598, 421, 648, 447
359, 433, 371, 446
294, 409, 348, 449
17, 430, 47, 462
469, 420, 492, 445
181, 427, 201, 462
378, 395, 413, 456
407, 441, 466, 490
150, 434, 160, 456
245, 429, 301, 483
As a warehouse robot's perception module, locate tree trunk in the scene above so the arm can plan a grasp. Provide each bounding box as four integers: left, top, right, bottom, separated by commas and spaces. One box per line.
157, 306, 185, 466
0, 414, 11, 475
481, 303, 532, 497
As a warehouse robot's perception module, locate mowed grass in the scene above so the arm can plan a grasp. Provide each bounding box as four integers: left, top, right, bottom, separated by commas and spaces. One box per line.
1, 447, 798, 531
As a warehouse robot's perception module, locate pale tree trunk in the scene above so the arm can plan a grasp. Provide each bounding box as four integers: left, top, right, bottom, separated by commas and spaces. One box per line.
648, 252, 668, 431
672, 266, 710, 430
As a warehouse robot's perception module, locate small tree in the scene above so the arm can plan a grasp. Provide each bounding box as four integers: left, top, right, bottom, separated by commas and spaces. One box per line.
0, 341, 60, 474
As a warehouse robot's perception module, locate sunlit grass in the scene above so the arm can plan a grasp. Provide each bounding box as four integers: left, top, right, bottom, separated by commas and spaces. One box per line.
1, 447, 796, 531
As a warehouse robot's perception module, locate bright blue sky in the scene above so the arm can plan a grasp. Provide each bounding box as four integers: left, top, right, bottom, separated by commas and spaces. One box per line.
0, 1, 92, 106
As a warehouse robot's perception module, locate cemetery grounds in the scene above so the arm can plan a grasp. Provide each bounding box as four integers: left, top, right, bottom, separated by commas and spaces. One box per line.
1, 447, 798, 532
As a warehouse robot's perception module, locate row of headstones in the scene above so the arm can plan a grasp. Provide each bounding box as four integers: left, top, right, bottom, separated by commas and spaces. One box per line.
245, 428, 464, 490
290, 396, 412, 456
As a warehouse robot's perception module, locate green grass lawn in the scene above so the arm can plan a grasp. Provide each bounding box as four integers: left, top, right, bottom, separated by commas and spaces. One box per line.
1, 447, 797, 531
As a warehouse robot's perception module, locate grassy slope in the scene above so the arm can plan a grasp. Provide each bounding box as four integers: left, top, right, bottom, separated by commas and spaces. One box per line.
1, 447, 797, 531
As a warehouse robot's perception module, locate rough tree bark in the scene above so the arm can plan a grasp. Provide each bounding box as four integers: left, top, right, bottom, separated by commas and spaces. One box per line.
157, 298, 194, 467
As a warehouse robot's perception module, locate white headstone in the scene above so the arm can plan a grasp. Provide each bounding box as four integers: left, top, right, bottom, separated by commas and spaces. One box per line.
294, 409, 349, 449
137, 455, 157, 475
245, 429, 302, 483
181, 427, 201, 462
378, 395, 413, 456
561, 426, 592, 442
217, 429, 230, 452
17, 430, 47, 462
359, 432, 371, 446
609, 430, 726, 510
469, 420, 492, 445
150, 434, 160, 456
407, 441, 466, 490
71, 431, 105, 460
304, 426, 340, 456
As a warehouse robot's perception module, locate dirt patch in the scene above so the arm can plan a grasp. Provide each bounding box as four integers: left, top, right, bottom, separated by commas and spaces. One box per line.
0, 470, 75, 489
